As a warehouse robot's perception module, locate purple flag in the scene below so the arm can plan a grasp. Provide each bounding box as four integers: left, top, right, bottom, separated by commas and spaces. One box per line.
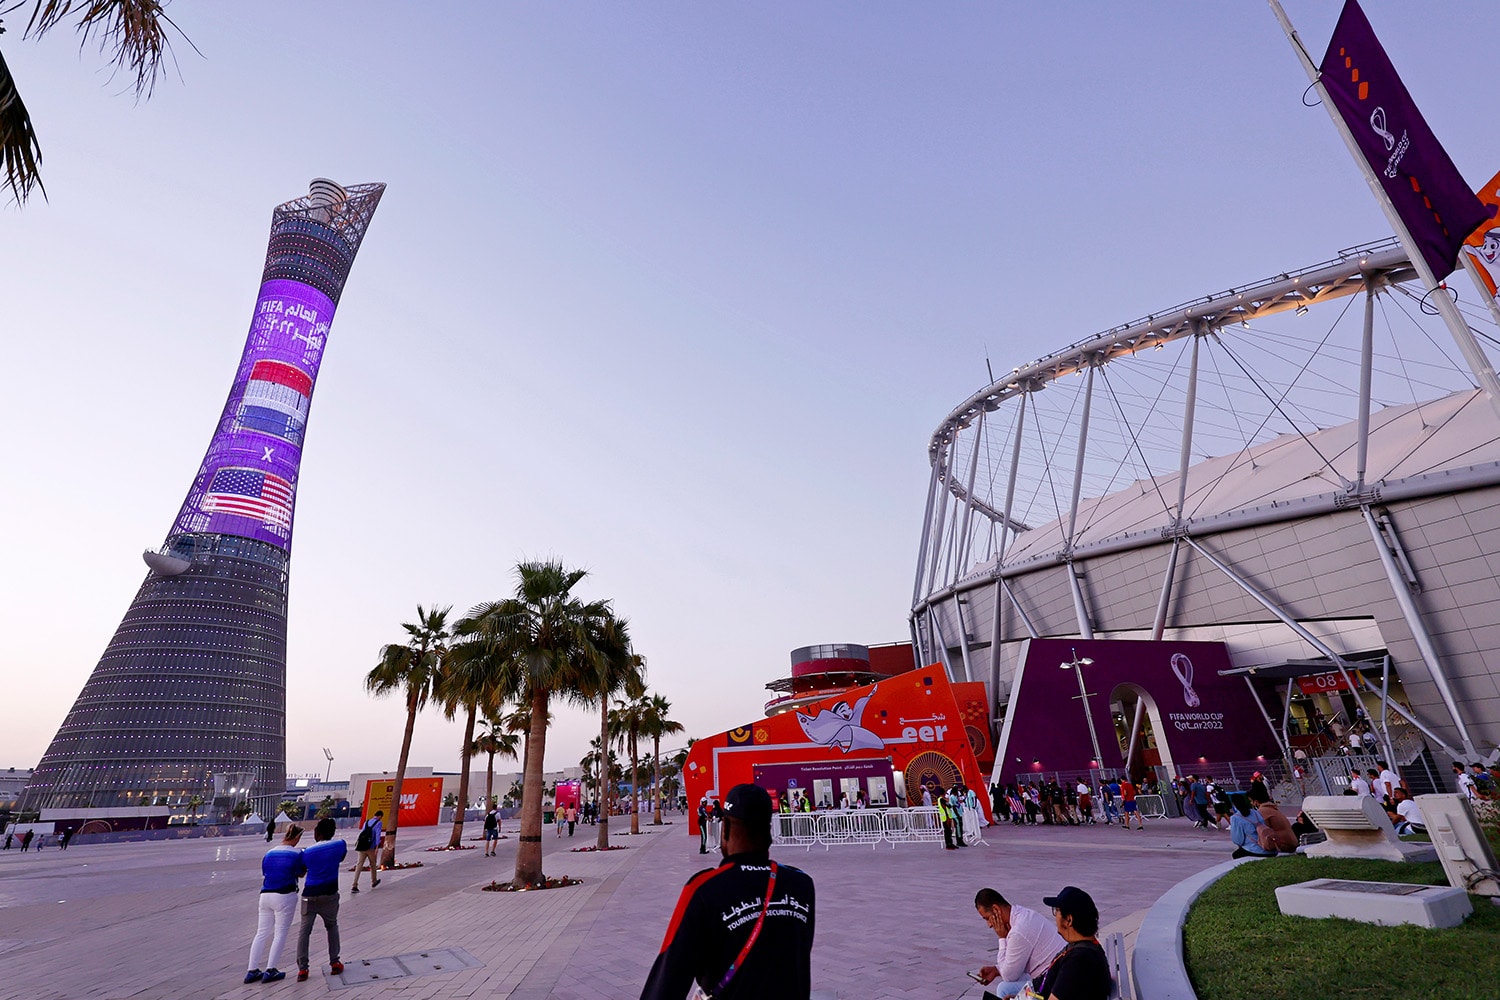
1319, 0, 1488, 278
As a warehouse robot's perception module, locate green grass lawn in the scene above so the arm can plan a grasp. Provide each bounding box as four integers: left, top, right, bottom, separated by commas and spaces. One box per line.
1183, 856, 1500, 1000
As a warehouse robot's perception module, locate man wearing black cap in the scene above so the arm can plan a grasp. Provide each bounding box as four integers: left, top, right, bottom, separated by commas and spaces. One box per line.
1033, 886, 1112, 1000
640, 783, 816, 1000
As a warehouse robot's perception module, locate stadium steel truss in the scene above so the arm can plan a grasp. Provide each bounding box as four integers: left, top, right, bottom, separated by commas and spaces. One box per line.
912, 237, 1500, 769
20, 181, 385, 820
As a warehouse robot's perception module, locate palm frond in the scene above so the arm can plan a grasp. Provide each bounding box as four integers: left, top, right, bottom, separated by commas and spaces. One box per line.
26, 0, 191, 99
0, 46, 44, 204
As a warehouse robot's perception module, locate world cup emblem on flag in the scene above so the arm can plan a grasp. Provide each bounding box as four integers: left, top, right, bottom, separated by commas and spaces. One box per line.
202, 466, 294, 529
1317, 0, 1489, 279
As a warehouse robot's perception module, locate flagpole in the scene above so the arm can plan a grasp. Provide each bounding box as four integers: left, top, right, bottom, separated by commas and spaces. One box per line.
1268, 0, 1500, 419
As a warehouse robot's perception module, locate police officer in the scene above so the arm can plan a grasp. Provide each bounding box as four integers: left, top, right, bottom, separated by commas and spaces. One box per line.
641, 784, 816, 1000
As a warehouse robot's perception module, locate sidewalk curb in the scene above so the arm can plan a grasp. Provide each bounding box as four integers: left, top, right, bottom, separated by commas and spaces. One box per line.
1132, 857, 1253, 1000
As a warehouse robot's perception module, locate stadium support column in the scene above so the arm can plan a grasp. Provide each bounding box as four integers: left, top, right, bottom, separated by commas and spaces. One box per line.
1361, 507, 1479, 759
1152, 328, 1202, 640
911, 457, 942, 665
954, 412, 984, 574
913, 457, 941, 610
951, 595, 974, 684
1354, 284, 1376, 493
1350, 271, 1478, 758
926, 437, 956, 597
1066, 363, 1097, 639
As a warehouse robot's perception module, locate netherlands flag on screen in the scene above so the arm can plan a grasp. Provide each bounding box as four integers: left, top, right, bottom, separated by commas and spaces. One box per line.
203, 467, 294, 527
236, 360, 311, 444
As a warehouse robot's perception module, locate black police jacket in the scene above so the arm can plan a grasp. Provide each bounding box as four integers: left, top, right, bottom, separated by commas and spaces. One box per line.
640, 851, 815, 1000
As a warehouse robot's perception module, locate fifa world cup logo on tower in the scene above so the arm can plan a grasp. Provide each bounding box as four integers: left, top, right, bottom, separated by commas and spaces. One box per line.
1170, 653, 1201, 708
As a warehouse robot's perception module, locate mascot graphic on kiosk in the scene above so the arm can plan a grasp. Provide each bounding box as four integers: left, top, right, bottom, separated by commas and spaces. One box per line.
795, 695, 883, 753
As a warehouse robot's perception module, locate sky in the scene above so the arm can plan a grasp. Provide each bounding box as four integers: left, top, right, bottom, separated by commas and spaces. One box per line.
3, 1, 1498, 785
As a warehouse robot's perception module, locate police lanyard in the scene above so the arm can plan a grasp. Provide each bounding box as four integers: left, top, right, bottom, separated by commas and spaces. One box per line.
711, 861, 778, 997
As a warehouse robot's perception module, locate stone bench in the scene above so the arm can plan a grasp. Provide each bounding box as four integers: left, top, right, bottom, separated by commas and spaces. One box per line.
1299, 795, 1434, 862
1276, 878, 1471, 928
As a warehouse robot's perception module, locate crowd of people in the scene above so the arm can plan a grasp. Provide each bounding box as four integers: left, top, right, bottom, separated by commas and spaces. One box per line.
988, 776, 1150, 831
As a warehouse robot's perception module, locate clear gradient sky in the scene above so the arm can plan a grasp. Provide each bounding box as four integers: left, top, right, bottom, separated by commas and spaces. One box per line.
3, 2, 1495, 783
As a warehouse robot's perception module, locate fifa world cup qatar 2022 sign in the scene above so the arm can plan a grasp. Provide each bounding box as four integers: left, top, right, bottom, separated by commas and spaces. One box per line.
996, 638, 1277, 774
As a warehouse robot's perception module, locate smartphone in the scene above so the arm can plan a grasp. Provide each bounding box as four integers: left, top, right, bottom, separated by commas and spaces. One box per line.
967, 971, 986, 984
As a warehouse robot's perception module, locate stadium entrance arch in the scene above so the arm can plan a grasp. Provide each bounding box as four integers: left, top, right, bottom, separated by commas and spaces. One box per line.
1109, 681, 1175, 778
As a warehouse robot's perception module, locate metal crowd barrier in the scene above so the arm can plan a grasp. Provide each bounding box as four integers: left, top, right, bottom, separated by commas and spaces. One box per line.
771, 806, 962, 850
1135, 794, 1167, 819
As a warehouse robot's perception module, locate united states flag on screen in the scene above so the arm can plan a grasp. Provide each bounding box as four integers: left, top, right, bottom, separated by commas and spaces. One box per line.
203, 467, 294, 527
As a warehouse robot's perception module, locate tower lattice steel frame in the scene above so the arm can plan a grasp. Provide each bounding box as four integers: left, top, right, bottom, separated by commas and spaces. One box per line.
20, 180, 385, 819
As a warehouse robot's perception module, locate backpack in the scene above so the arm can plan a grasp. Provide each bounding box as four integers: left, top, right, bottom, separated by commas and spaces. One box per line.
355, 821, 375, 852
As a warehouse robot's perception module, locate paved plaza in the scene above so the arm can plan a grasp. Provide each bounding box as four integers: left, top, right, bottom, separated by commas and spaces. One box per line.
0, 816, 1234, 1000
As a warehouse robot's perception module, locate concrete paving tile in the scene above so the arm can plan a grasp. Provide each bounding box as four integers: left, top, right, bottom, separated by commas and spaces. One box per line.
0, 812, 1233, 1000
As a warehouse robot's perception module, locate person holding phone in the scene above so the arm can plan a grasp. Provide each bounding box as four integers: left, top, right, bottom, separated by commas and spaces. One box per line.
972, 888, 1065, 998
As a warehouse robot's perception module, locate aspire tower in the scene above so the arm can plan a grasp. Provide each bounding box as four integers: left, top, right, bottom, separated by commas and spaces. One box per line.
20, 180, 385, 826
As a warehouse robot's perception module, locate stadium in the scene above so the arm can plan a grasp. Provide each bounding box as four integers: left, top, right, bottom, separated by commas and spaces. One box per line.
910, 236, 1500, 790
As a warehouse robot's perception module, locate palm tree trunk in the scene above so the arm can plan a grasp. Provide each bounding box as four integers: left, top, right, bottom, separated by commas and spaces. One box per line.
652, 733, 663, 825
448, 702, 477, 848
513, 687, 549, 887
597, 699, 611, 850
485, 750, 495, 810
380, 688, 420, 867
629, 728, 640, 835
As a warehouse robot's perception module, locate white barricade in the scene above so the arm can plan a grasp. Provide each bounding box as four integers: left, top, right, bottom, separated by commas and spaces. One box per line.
769, 806, 968, 850
772, 812, 819, 847
905, 806, 945, 843
816, 810, 854, 847
959, 803, 988, 846
1136, 794, 1167, 819
849, 809, 889, 848
882, 808, 913, 842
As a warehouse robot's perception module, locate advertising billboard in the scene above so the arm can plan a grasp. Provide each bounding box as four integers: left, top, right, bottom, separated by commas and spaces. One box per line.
169, 276, 336, 549
683, 665, 990, 834
996, 638, 1277, 775
362, 776, 443, 827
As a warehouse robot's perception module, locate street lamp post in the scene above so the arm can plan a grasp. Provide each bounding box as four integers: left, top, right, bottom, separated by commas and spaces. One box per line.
1060, 649, 1106, 770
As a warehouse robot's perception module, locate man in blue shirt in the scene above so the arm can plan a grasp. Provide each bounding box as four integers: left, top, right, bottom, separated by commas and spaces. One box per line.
296, 818, 348, 982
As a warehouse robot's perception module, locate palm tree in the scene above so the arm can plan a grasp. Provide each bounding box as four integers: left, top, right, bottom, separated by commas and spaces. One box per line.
1, 2, 186, 203
643, 694, 684, 825
440, 617, 520, 849
460, 561, 610, 888
366, 604, 451, 868
612, 695, 651, 836
581, 614, 643, 850
470, 716, 520, 811
500, 703, 539, 789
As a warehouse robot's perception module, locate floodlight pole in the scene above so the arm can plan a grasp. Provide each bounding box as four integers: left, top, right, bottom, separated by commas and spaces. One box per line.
323, 747, 334, 784
1062, 649, 1106, 769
